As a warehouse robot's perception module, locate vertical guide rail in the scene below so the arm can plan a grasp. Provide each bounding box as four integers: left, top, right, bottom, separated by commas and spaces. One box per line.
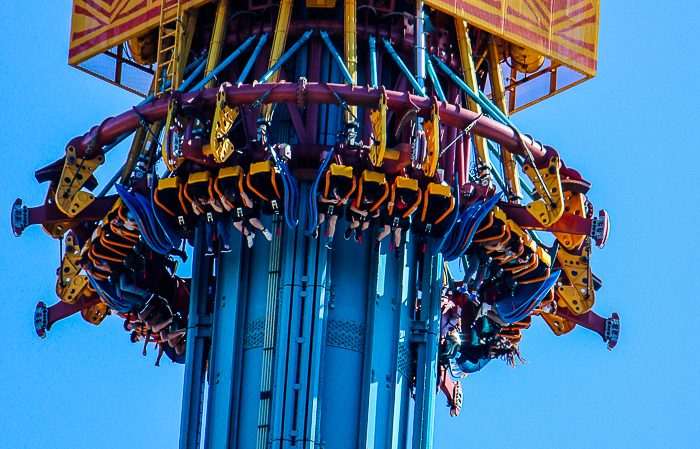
256, 219, 284, 449
203, 232, 244, 449
486, 36, 522, 201
270, 213, 300, 449
411, 241, 442, 449
454, 20, 491, 178
180, 225, 213, 449
300, 184, 330, 448
358, 231, 386, 448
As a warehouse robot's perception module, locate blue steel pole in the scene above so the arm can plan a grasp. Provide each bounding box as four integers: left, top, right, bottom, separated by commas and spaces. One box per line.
425, 56, 446, 102
319, 30, 355, 85
203, 232, 244, 449
369, 36, 378, 88
179, 225, 213, 449
190, 35, 258, 92
258, 30, 314, 83
430, 54, 505, 123
237, 33, 269, 84
381, 38, 426, 97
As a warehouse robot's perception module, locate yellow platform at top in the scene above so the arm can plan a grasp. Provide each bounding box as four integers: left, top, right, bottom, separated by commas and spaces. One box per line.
425, 0, 599, 77
68, 0, 598, 86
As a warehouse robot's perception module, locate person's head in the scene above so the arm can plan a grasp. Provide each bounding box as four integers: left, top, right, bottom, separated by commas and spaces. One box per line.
363, 190, 377, 204
130, 331, 144, 343
193, 187, 209, 204
494, 341, 525, 368
224, 186, 238, 201
79, 254, 92, 271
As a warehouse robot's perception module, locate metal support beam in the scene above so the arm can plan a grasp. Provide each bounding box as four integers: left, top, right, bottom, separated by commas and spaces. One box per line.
381, 38, 426, 97
486, 36, 522, 201
261, 0, 294, 119
454, 20, 492, 175
238, 34, 269, 84
369, 36, 378, 89
344, 0, 358, 119
203, 232, 244, 449
203, 0, 230, 89
412, 243, 442, 449
179, 225, 213, 449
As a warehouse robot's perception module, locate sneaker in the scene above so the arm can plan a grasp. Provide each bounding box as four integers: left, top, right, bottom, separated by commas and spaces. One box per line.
221, 245, 231, 253
372, 239, 380, 252
325, 239, 334, 250
394, 246, 401, 260
344, 227, 352, 240
205, 248, 214, 256
246, 234, 255, 248
311, 228, 319, 239
262, 228, 273, 241
354, 229, 361, 242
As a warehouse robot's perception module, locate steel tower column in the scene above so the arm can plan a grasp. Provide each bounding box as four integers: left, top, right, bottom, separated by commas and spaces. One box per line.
180, 183, 440, 449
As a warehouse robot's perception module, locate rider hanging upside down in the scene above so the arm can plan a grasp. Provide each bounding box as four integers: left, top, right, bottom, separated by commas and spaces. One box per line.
374, 177, 422, 259
313, 164, 356, 250
344, 170, 388, 243
191, 186, 230, 255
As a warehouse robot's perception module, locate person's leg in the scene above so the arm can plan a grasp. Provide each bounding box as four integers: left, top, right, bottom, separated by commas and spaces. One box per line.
374, 225, 391, 251
328, 215, 338, 239
463, 251, 481, 290
205, 221, 215, 253
249, 218, 272, 240
217, 219, 230, 251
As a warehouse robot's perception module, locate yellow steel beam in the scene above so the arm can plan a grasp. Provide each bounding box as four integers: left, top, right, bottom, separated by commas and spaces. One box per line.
454, 20, 491, 176
487, 35, 522, 201
261, 0, 294, 120
344, 0, 357, 119
203, 0, 230, 89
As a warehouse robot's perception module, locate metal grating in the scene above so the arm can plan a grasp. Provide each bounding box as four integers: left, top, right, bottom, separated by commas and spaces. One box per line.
397, 344, 414, 380
243, 318, 266, 349
326, 319, 366, 353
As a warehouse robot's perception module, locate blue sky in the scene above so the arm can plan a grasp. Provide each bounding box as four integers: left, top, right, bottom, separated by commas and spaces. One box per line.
1, 1, 699, 448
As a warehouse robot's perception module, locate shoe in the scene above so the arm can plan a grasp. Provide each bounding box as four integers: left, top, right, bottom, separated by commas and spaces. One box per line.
450, 382, 462, 417
325, 239, 334, 250
344, 227, 352, 240
221, 245, 231, 253
246, 234, 255, 248
311, 227, 319, 239
205, 248, 214, 256
372, 239, 380, 252
262, 228, 273, 241
394, 246, 401, 260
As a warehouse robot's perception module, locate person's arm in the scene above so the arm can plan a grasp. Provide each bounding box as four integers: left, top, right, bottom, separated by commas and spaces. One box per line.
318, 195, 337, 204
210, 198, 224, 213
220, 196, 232, 211
241, 190, 253, 208
191, 200, 201, 215
349, 205, 368, 216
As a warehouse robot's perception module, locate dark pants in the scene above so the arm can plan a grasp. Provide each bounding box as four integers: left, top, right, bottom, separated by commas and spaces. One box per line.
205, 218, 230, 251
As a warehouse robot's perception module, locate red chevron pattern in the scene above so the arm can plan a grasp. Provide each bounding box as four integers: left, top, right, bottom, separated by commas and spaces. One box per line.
426, 0, 598, 75
69, 0, 211, 65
